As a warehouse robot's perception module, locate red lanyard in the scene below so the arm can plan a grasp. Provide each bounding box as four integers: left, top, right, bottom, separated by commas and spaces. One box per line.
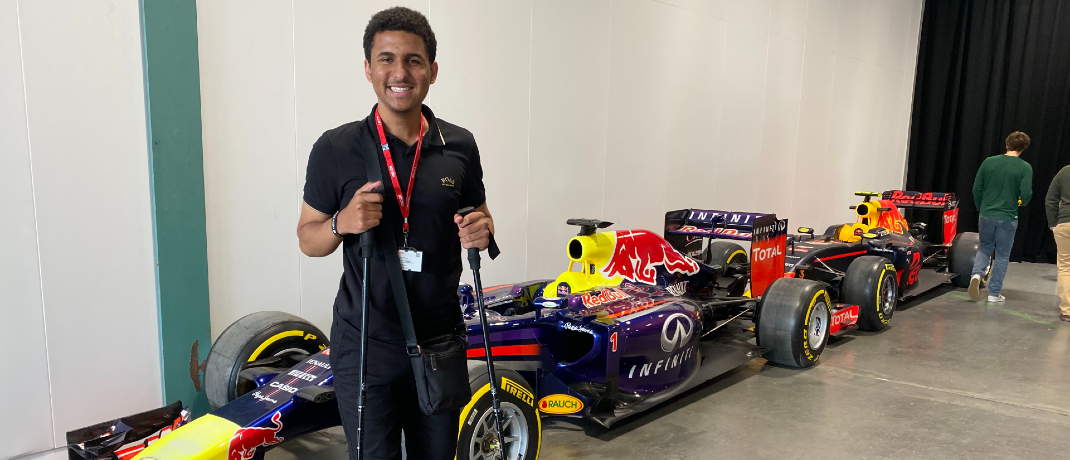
374, 107, 425, 238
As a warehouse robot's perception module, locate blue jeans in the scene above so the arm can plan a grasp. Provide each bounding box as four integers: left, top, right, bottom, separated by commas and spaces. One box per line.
971, 216, 1018, 296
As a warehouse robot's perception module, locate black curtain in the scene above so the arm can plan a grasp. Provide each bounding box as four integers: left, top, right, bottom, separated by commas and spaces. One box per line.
907, 0, 1070, 263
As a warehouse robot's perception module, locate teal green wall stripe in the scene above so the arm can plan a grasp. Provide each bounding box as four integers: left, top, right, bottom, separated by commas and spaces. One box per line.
140, 0, 211, 416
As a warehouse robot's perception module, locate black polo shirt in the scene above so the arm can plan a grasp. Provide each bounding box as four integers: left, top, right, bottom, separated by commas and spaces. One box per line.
303, 104, 486, 344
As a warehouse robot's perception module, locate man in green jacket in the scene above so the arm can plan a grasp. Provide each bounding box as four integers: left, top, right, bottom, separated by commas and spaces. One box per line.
1045, 165, 1070, 321
968, 131, 1033, 302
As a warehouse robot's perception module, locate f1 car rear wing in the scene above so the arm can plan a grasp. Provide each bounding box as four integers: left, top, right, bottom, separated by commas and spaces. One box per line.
881, 190, 959, 244
665, 209, 787, 297
880, 190, 958, 210
663, 208, 769, 241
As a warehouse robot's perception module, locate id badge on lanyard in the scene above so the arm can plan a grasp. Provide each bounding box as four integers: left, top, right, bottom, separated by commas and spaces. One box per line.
375, 107, 425, 272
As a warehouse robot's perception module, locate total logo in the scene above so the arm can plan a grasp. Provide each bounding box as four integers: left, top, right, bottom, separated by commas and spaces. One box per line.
832, 307, 858, 325
753, 245, 783, 262
944, 213, 957, 224
581, 288, 631, 308
538, 394, 584, 414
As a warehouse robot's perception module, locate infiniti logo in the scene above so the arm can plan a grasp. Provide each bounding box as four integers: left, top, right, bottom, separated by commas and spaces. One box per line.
661, 313, 694, 352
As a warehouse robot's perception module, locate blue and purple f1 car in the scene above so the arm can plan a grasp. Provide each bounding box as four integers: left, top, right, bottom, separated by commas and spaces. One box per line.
122, 212, 875, 460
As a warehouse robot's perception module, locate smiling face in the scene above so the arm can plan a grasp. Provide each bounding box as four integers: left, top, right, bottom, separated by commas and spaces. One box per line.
365, 30, 438, 116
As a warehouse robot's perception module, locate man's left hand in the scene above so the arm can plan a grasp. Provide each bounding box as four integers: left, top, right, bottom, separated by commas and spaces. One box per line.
455, 212, 491, 250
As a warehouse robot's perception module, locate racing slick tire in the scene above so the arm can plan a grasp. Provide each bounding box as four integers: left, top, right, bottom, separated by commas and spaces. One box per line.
950, 232, 988, 288
204, 311, 328, 409
843, 256, 898, 331
705, 241, 748, 267
756, 279, 831, 368
459, 363, 541, 460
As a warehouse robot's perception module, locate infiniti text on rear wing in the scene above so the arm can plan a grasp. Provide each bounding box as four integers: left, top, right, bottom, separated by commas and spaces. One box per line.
663, 208, 769, 241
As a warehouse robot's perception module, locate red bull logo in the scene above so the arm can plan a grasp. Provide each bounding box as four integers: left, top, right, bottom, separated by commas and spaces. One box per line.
602, 230, 699, 285
581, 288, 630, 308
228, 412, 284, 460
874, 200, 907, 234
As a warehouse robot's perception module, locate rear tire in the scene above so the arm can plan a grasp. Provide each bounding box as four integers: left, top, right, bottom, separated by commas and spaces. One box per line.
843, 256, 898, 331
757, 279, 831, 368
458, 364, 541, 460
950, 232, 988, 287
706, 241, 748, 267
204, 311, 328, 409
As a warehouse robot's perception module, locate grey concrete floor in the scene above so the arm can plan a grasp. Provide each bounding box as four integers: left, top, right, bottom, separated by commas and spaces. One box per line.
268, 263, 1070, 460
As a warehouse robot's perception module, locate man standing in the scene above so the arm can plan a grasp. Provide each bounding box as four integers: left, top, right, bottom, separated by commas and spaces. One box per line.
968, 131, 1033, 302
297, 7, 495, 459
1045, 165, 1070, 321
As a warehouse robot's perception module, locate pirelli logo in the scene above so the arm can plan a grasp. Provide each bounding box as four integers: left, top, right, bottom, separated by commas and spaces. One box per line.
502, 377, 534, 407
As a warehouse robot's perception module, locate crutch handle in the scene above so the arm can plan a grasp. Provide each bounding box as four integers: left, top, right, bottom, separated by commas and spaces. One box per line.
457, 206, 481, 270
357, 187, 384, 259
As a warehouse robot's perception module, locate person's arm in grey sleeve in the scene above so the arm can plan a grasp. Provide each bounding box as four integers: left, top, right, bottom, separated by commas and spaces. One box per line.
1047, 168, 1065, 228
973, 161, 987, 209
1019, 164, 1033, 206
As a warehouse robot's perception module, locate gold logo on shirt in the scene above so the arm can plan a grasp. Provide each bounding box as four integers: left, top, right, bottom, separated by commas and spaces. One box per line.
441, 177, 455, 187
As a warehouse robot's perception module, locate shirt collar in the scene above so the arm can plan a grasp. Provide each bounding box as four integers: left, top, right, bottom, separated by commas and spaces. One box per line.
367, 103, 445, 148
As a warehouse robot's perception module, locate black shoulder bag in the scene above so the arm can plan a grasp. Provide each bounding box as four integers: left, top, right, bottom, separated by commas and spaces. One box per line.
359, 122, 472, 415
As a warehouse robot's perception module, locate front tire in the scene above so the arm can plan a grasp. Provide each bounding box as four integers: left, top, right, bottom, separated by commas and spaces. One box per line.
204, 311, 328, 409
757, 279, 831, 368
843, 256, 898, 331
458, 365, 541, 460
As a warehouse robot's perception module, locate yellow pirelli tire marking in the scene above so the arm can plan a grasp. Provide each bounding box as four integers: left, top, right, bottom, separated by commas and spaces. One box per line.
248, 330, 304, 362
801, 289, 828, 362
876, 268, 892, 324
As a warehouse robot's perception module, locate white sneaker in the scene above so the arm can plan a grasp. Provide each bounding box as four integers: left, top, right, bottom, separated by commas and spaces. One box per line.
968, 275, 982, 300
987, 294, 1006, 302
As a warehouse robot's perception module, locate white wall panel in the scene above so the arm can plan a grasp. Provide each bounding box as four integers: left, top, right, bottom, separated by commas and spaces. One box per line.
526, 0, 613, 280
603, 0, 671, 232
658, 10, 727, 215
882, 0, 914, 72
290, 0, 428, 334
656, 0, 726, 19
712, 24, 769, 212
875, 67, 907, 194
198, 0, 301, 337
770, 0, 809, 43
431, 0, 533, 287
756, 35, 805, 220
0, 1, 55, 455
805, 0, 841, 52
604, 0, 726, 232
725, 0, 772, 33
791, 48, 837, 230
16, 0, 161, 446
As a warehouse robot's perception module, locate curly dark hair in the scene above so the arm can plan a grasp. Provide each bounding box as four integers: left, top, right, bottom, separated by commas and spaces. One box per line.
363, 7, 437, 63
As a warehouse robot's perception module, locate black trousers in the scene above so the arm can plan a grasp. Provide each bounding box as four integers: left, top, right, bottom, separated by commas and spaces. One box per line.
330, 321, 460, 460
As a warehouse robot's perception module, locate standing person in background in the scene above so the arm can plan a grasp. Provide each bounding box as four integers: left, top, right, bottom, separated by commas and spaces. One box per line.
1045, 165, 1070, 321
968, 131, 1033, 302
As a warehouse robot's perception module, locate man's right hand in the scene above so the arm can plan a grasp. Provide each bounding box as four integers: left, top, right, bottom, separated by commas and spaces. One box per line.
336, 181, 384, 235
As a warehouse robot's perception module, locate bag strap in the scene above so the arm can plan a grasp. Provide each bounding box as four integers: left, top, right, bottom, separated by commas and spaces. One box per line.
358, 119, 422, 356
